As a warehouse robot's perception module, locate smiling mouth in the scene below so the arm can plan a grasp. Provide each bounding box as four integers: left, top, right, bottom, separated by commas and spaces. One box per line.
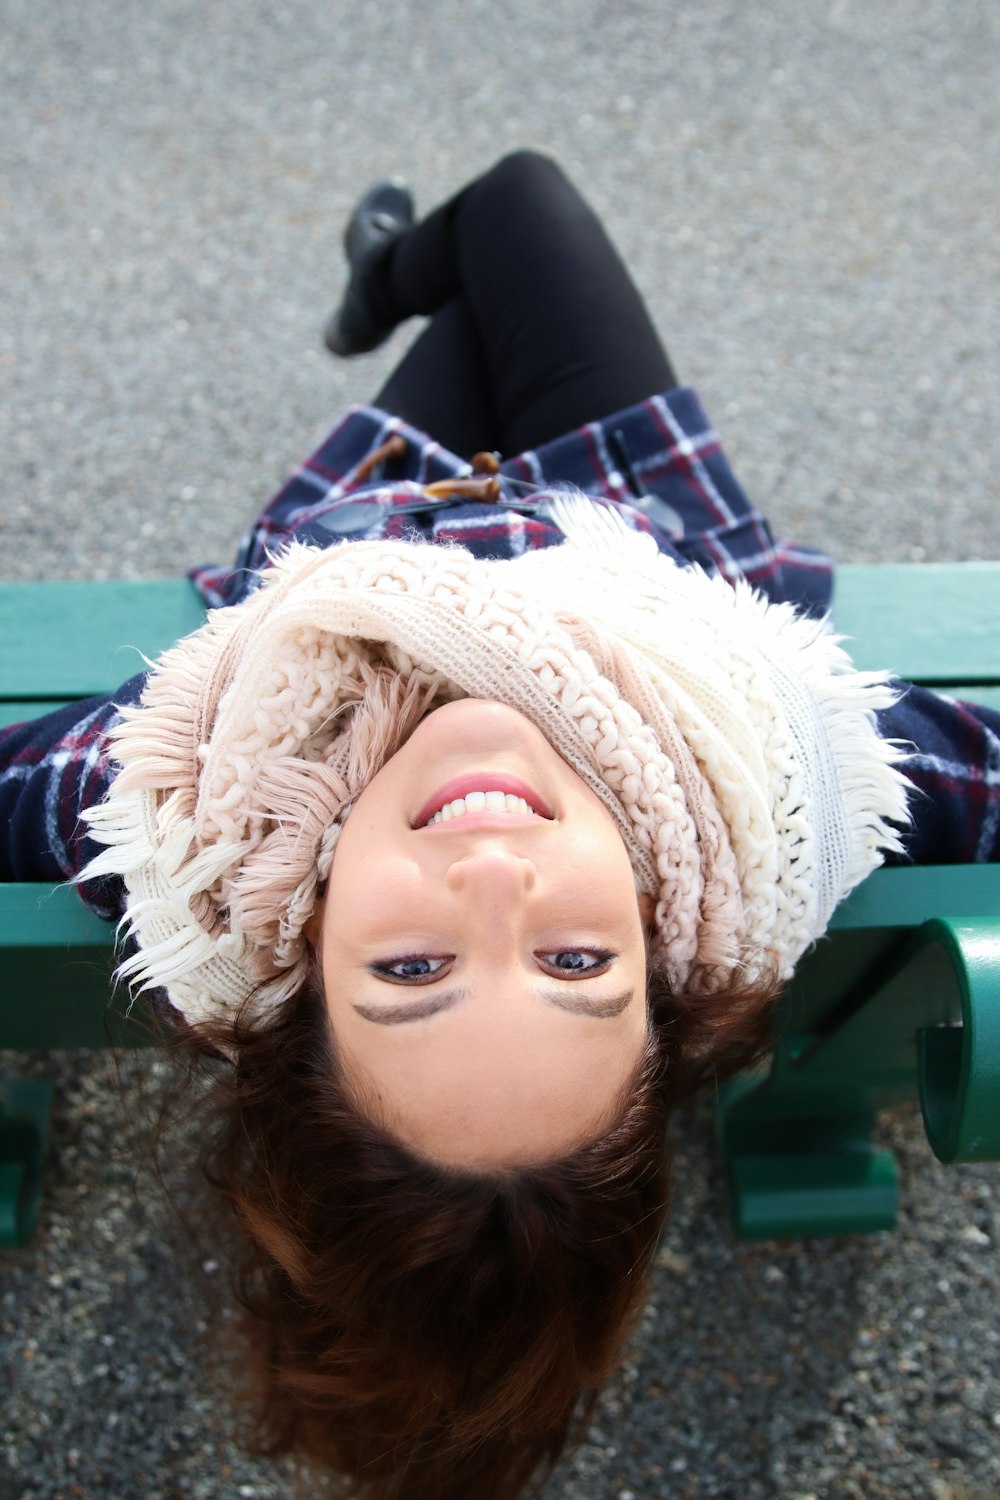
412, 774, 554, 828
426, 791, 539, 825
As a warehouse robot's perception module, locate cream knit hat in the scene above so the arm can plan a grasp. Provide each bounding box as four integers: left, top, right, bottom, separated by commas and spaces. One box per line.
81, 498, 910, 1028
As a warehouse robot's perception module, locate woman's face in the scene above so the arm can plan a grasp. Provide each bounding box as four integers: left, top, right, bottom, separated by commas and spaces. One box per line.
310, 700, 653, 1169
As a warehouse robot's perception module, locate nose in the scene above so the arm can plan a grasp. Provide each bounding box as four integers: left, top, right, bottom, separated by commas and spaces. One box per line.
444, 842, 537, 900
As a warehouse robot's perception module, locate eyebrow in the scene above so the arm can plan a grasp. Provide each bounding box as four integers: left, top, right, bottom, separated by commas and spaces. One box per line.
351, 986, 635, 1027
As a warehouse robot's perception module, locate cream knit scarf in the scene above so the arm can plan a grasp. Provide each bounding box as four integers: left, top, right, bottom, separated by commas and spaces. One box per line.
81, 498, 910, 1029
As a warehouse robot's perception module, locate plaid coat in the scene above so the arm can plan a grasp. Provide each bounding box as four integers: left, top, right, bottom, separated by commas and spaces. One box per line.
2, 388, 998, 921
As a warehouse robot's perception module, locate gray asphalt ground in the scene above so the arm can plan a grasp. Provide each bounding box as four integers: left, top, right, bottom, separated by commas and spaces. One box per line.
2, 1, 999, 1497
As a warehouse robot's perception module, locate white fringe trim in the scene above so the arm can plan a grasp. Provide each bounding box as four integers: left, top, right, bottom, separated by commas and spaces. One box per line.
78, 507, 913, 1023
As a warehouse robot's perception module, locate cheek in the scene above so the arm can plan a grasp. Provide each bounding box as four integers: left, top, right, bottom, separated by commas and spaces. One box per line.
327, 806, 394, 889
322, 828, 426, 949
565, 818, 639, 897
321, 835, 385, 943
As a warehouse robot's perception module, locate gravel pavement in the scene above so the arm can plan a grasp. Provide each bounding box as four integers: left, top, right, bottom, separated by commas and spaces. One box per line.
2, 2, 999, 1497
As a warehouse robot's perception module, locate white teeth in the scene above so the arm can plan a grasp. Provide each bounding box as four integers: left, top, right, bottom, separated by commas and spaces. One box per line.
427, 792, 536, 825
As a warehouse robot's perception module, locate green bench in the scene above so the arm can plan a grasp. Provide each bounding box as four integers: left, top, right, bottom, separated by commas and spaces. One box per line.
718, 564, 1000, 1238
2, 566, 999, 1247
1, 580, 206, 1246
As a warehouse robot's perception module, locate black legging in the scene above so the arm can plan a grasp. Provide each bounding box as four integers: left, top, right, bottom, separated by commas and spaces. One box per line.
371, 151, 678, 458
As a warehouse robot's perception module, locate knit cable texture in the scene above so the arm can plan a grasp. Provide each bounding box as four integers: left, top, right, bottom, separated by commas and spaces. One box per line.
80, 498, 910, 1028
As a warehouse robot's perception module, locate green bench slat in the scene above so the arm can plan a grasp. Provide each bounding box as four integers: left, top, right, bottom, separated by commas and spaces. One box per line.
0, 578, 206, 700
830, 863, 1000, 929
1, 701, 75, 729
0, 883, 113, 948
834, 562, 1000, 685
0, 886, 151, 1049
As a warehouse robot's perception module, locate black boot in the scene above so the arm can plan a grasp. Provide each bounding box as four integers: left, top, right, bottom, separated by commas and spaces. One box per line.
323, 180, 415, 357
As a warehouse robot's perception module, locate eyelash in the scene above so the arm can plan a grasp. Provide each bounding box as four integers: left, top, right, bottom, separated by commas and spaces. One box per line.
369, 949, 616, 985
538, 949, 615, 978
370, 955, 451, 985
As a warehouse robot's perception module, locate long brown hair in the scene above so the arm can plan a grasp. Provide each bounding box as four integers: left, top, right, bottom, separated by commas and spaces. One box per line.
163, 947, 778, 1500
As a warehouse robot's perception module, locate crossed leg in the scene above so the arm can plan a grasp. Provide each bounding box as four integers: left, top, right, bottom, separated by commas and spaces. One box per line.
367, 151, 678, 457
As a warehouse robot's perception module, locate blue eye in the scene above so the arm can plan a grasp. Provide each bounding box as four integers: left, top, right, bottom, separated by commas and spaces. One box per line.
538, 949, 614, 976
371, 955, 452, 985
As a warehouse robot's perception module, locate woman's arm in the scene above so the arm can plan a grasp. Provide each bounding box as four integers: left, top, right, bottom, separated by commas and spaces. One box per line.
0, 672, 146, 918
879, 683, 1000, 864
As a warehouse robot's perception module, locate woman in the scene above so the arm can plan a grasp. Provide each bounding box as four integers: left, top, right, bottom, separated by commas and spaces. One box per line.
3, 151, 998, 1499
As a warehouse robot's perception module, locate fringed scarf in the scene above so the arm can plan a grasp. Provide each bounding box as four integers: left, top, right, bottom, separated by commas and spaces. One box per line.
81, 498, 910, 1028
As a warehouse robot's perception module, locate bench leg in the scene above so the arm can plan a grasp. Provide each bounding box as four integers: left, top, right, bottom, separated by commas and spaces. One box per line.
716, 1072, 899, 1240
0, 1080, 53, 1247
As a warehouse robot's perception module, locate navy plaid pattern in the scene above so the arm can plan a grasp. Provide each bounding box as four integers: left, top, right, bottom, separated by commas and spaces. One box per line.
3, 388, 998, 918
878, 685, 1000, 865
0, 676, 146, 917
190, 390, 833, 615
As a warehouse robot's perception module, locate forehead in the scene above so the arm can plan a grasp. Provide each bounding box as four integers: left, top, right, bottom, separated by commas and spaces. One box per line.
325, 971, 652, 1168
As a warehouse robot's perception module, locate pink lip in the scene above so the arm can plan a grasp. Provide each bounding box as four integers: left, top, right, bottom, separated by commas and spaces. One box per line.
411, 773, 553, 828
